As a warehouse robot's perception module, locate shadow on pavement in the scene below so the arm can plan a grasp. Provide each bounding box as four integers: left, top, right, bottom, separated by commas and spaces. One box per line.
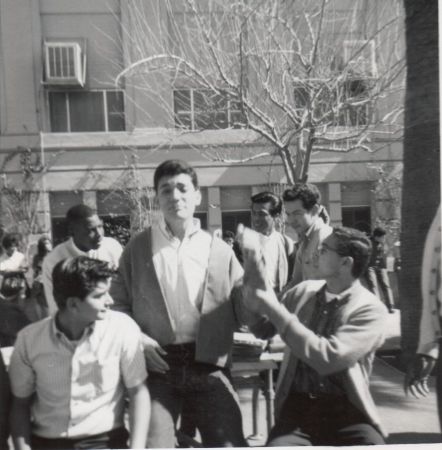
387, 432, 442, 444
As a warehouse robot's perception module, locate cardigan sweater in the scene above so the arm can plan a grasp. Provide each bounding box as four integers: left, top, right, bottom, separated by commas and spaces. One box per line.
111, 227, 250, 368
268, 279, 388, 436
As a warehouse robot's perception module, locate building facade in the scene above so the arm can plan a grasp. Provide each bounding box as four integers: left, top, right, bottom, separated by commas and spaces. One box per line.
0, 0, 405, 249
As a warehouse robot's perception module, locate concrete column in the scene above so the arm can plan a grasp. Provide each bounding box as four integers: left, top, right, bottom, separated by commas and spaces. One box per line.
82, 191, 97, 211
328, 183, 342, 227
207, 187, 221, 234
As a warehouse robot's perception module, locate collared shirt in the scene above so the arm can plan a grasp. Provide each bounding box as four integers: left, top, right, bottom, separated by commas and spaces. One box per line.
151, 218, 212, 344
292, 286, 351, 396
291, 218, 332, 286
42, 237, 123, 315
260, 231, 283, 289
9, 310, 147, 439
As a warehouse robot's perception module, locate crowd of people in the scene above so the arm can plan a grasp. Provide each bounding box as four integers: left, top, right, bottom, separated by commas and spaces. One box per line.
0, 158, 438, 449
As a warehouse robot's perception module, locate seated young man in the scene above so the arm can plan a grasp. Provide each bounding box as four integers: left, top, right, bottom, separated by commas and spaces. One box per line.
9, 256, 150, 450
240, 226, 388, 446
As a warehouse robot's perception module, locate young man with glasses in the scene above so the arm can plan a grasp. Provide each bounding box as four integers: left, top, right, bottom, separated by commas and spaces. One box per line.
240, 226, 388, 446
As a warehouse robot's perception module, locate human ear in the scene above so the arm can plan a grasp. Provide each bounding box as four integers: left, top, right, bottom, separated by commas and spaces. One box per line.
194, 189, 202, 206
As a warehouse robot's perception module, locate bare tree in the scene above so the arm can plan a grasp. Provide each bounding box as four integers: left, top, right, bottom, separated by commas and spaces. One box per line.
113, 0, 405, 183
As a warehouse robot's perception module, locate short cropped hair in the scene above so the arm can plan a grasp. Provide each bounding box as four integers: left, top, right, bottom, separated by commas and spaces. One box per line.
251, 191, 282, 217
372, 226, 387, 238
282, 183, 321, 211
52, 256, 114, 309
153, 159, 199, 192
66, 204, 95, 225
222, 230, 235, 240
2, 233, 21, 250
332, 227, 372, 278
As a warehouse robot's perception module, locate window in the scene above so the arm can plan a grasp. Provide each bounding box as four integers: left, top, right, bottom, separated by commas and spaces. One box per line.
294, 79, 373, 127
342, 206, 371, 234
173, 89, 245, 130
48, 90, 125, 132
222, 211, 251, 233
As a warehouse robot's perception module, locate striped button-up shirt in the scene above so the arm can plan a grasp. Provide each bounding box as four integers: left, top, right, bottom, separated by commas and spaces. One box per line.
9, 310, 147, 439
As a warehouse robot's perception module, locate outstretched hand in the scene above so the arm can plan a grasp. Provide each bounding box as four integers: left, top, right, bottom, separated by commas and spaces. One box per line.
404, 354, 436, 398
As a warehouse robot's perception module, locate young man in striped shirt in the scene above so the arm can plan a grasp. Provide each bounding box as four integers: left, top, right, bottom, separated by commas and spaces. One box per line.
9, 256, 150, 450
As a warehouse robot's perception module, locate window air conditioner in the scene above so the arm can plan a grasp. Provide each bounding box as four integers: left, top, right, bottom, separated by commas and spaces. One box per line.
44, 42, 86, 87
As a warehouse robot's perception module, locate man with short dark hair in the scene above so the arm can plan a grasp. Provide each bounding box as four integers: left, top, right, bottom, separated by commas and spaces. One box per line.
283, 183, 332, 288
42, 204, 123, 314
365, 226, 395, 312
240, 226, 387, 446
9, 256, 150, 450
111, 159, 255, 448
251, 191, 295, 293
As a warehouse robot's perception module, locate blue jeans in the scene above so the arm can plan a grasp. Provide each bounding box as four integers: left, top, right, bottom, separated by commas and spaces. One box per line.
147, 343, 247, 448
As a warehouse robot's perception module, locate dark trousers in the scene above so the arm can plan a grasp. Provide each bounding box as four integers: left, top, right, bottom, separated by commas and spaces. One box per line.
267, 393, 384, 446
147, 343, 247, 448
31, 427, 128, 449
366, 267, 395, 311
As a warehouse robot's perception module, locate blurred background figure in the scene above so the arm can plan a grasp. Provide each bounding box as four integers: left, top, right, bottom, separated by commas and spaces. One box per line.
32, 235, 52, 279
251, 191, 295, 294
27, 235, 53, 320
0, 233, 29, 304
365, 226, 395, 313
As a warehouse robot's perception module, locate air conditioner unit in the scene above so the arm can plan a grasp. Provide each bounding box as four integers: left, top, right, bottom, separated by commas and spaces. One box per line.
44, 42, 86, 86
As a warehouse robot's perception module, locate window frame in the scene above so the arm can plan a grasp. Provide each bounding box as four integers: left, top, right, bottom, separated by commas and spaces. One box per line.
173, 88, 245, 131
48, 89, 126, 133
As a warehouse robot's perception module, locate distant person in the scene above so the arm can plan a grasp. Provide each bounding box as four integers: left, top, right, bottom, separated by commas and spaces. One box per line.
240, 226, 387, 446
404, 205, 441, 429
283, 183, 332, 289
0, 233, 26, 273
32, 235, 52, 279
223, 230, 244, 265
0, 233, 29, 304
365, 226, 395, 313
27, 236, 53, 320
9, 256, 150, 450
251, 191, 295, 293
42, 204, 123, 315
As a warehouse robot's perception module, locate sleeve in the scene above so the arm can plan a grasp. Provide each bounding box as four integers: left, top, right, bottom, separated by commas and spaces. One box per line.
119, 319, 147, 389
110, 246, 133, 316
280, 301, 387, 375
0, 352, 10, 450
8, 332, 36, 398
42, 256, 57, 315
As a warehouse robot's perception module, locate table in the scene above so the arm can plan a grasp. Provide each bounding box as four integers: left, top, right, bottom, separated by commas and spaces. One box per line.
232, 352, 283, 436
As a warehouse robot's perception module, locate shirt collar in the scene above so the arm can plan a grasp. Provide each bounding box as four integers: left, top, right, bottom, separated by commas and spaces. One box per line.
322, 279, 362, 304
158, 216, 201, 240
51, 313, 96, 343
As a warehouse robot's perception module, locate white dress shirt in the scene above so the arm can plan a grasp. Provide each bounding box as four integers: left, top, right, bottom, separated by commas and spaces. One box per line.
151, 218, 211, 343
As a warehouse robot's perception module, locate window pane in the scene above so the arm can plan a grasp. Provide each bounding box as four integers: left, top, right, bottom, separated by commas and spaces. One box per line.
174, 90, 191, 112
69, 91, 105, 132
49, 92, 68, 132
175, 112, 192, 130
107, 91, 125, 131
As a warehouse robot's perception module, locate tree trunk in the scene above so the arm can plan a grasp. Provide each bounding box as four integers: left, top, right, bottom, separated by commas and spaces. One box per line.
400, 0, 440, 362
